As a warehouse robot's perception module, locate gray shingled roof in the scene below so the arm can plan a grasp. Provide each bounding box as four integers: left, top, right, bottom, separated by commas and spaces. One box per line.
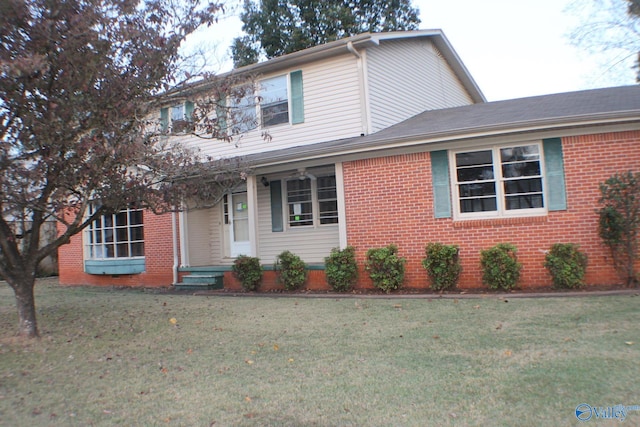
247, 85, 640, 166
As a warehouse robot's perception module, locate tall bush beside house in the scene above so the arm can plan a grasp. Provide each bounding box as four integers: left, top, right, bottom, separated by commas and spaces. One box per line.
480, 243, 522, 290
275, 250, 307, 290
422, 243, 462, 291
365, 245, 406, 293
232, 255, 263, 291
544, 244, 588, 289
325, 246, 358, 292
597, 171, 640, 286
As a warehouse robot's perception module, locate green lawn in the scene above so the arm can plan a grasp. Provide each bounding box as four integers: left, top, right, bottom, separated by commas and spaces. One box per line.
0, 279, 639, 426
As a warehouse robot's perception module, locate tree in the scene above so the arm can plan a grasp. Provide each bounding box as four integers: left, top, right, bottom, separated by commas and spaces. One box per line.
569, 0, 640, 82
231, 0, 421, 67
597, 171, 640, 286
0, 0, 250, 338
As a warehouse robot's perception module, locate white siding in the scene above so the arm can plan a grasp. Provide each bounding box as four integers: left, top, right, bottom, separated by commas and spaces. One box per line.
178, 53, 364, 160
185, 207, 214, 266
256, 183, 340, 264
367, 39, 475, 133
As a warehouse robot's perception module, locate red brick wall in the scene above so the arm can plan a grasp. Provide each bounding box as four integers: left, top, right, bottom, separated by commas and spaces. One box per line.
343, 131, 640, 289
58, 211, 179, 287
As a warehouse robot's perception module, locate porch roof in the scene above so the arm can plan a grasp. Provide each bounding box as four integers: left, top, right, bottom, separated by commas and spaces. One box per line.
245, 85, 640, 169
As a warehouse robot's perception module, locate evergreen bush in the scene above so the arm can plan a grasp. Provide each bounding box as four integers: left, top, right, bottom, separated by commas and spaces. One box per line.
365, 245, 406, 293
480, 243, 522, 290
325, 246, 358, 292
422, 243, 462, 291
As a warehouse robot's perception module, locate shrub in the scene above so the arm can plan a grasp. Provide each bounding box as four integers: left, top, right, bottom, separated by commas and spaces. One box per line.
365, 245, 406, 293
480, 243, 522, 290
544, 243, 588, 289
232, 255, 263, 291
325, 246, 358, 292
275, 250, 307, 290
422, 243, 462, 291
597, 171, 640, 286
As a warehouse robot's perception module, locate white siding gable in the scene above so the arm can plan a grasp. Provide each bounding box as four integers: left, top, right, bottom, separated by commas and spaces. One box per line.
367, 39, 475, 133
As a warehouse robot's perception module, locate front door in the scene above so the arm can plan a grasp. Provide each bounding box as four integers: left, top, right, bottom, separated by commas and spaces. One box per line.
230, 192, 250, 257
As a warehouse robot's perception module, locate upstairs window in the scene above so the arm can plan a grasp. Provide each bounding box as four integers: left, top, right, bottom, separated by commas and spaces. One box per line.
160, 101, 194, 134
452, 143, 545, 218
86, 206, 145, 259
260, 75, 289, 127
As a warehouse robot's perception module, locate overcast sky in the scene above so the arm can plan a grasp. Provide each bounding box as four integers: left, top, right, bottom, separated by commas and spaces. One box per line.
188, 0, 637, 101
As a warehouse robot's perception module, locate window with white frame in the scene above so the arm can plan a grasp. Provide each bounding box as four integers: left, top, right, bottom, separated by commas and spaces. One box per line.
452, 143, 545, 218
86, 206, 144, 259
229, 91, 257, 135
286, 175, 338, 227
260, 75, 289, 127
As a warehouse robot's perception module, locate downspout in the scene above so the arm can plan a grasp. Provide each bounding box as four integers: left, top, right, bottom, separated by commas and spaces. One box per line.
347, 41, 370, 135
172, 211, 179, 285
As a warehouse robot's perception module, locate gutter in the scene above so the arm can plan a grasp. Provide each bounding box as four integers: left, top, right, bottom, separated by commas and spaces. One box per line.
172, 211, 178, 285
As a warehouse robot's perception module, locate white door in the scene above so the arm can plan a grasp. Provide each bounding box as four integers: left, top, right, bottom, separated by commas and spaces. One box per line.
230, 192, 250, 257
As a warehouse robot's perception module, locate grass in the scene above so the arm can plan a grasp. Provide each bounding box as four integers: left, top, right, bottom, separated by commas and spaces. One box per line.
0, 279, 639, 426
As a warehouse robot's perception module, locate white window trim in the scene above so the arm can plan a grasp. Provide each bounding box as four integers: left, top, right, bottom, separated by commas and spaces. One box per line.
283, 175, 338, 229
258, 74, 290, 129
449, 142, 548, 220
84, 206, 145, 261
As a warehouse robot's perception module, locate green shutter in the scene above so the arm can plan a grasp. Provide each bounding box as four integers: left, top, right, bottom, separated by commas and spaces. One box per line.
431, 150, 452, 218
543, 138, 567, 211
160, 107, 168, 132
270, 180, 283, 232
184, 101, 194, 121
290, 70, 304, 124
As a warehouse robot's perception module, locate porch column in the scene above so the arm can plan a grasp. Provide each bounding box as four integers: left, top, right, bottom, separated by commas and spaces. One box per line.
178, 209, 189, 267
335, 162, 348, 249
247, 175, 259, 257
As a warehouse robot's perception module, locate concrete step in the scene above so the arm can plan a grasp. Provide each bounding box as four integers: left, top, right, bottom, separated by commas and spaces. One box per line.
176, 273, 224, 290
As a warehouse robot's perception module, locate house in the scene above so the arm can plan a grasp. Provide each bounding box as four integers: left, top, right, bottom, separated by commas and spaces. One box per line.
57, 30, 640, 290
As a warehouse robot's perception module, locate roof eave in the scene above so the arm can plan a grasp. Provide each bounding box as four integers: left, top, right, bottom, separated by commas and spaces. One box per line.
248, 113, 640, 169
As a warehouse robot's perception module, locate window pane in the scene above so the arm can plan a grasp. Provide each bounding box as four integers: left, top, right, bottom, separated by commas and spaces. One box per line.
131, 242, 144, 257
459, 182, 497, 197
456, 150, 493, 167
319, 200, 338, 224
129, 210, 143, 225
460, 196, 497, 213
261, 101, 289, 127
171, 104, 184, 121
116, 243, 129, 258
116, 227, 128, 242
103, 215, 113, 228
105, 244, 115, 258
287, 178, 313, 226
104, 229, 113, 243
502, 161, 541, 178
506, 194, 544, 210
130, 226, 144, 241
504, 178, 543, 195
230, 90, 257, 134
115, 212, 128, 227
500, 145, 539, 163
261, 76, 288, 105
261, 76, 289, 127
457, 166, 494, 183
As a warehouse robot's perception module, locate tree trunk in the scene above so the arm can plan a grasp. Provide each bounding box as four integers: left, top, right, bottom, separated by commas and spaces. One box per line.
13, 277, 39, 338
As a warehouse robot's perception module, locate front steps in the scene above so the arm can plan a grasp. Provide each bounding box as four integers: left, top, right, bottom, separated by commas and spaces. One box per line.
175, 267, 229, 291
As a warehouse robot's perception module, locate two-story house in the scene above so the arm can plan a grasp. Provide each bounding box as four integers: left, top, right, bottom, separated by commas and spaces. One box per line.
58, 30, 640, 290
